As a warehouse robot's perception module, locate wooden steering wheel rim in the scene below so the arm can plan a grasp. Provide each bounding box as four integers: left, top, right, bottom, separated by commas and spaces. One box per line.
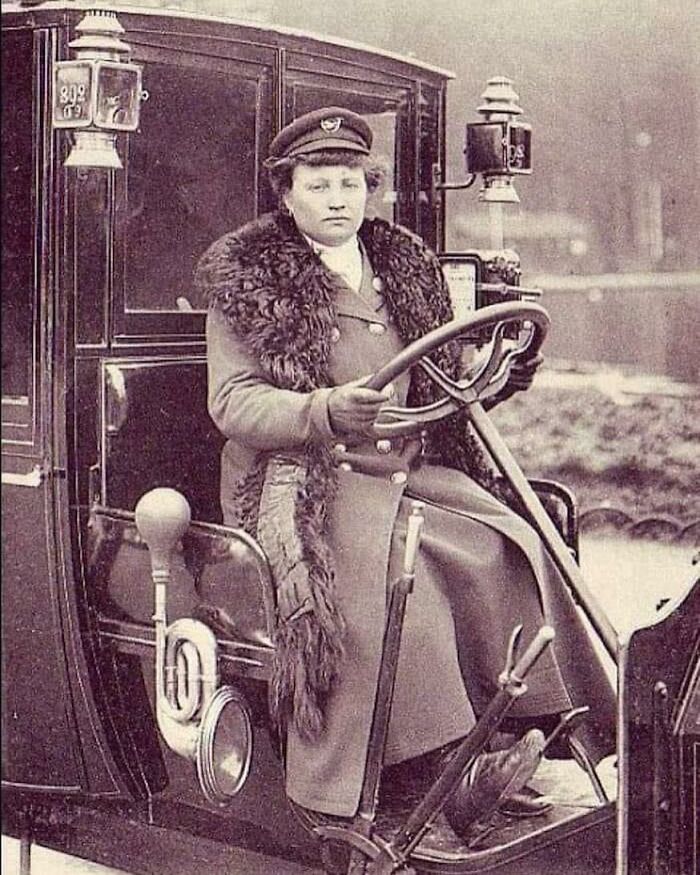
365, 301, 550, 392
365, 302, 550, 438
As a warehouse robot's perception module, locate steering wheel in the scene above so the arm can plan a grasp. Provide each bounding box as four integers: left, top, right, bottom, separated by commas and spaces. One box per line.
366, 301, 550, 438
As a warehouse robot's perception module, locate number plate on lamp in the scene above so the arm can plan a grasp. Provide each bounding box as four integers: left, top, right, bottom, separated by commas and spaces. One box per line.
53, 60, 142, 131
53, 61, 94, 128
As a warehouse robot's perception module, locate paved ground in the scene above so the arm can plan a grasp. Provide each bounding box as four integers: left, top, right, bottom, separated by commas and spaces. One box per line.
2, 535, 696, 875
2, 840, 132, 875
1, 829, 322, 875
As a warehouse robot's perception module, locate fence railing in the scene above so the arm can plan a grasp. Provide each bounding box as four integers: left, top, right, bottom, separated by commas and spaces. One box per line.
579, 506, 700, 549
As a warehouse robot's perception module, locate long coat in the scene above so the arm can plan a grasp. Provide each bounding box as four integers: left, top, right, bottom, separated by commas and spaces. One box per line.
198, 212, 617, 817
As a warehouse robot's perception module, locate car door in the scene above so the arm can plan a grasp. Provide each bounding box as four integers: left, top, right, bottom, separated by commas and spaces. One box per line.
1, 23, 84, 793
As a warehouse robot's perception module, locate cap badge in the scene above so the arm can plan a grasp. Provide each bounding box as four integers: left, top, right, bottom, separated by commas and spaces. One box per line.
320, 117, 343, 133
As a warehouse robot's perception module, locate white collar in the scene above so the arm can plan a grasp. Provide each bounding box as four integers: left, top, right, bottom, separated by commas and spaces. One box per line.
302, 233, 360, 258
303, 233, 363, 292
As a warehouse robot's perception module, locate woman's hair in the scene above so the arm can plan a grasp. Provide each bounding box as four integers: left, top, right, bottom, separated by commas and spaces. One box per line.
265, 149, 386, 200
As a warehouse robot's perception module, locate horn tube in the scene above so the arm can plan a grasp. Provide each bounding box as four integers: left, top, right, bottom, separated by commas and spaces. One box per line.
135, 488, 254, 804
135, 489, 218, 759
155, 617, 219, 759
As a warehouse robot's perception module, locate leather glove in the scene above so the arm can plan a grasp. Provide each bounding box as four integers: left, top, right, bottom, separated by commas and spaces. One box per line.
483, 353, 544, 410
328, 376, 395, 438
508, 352, 544, 393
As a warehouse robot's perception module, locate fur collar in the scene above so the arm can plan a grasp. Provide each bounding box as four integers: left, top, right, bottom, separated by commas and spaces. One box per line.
196, 212, 453, 395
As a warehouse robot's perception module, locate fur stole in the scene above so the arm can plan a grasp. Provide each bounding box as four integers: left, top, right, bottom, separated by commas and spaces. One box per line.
196, 211, 502, 739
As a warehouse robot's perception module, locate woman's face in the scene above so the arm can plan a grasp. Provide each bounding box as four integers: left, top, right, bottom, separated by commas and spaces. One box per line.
283, 163, 368, 247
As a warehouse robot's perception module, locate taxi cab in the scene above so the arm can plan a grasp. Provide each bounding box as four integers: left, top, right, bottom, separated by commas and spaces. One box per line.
1, 4, 698, 874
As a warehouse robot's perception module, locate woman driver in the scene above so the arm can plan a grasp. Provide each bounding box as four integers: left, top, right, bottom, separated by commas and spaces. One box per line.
195, 107, 615, 834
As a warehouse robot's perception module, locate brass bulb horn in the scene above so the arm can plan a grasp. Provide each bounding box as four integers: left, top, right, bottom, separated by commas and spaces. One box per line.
135, 488, 252, 805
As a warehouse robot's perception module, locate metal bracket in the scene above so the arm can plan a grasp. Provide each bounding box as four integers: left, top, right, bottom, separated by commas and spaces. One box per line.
2, 464, 47, 488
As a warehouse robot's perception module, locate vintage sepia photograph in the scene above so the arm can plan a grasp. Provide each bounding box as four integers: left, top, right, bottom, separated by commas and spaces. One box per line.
1, 1, 698, 873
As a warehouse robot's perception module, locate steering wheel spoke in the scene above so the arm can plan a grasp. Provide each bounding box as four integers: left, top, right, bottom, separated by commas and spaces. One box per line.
374, 396, 453, 438
418, 357, 477, 405
470, 321, 508, 393
471, 319, 540, 398
368, 303, 550, 439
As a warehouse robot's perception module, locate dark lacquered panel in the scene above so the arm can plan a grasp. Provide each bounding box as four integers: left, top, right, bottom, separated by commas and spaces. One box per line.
73, 170, 111, 346
622, 576, 699, 874
1, 26, 40, 447
101, 357, 224, 520
1, 485, 83, 790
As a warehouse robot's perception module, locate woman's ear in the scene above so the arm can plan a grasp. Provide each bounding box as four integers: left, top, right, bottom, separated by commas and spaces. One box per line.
281, 192, 293, 217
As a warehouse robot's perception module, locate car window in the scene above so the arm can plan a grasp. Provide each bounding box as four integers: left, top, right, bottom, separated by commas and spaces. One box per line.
121, 63, 259, 312
2, 29, 35, 404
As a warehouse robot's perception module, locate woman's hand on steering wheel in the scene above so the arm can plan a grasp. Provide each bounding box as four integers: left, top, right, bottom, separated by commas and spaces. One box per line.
483, 351, 544, 410
506, 351, 544, 393
328, 376, 395, 438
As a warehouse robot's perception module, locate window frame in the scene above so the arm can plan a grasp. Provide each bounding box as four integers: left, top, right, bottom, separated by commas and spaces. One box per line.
109, 40, 275, 346
1, 26, 50, 455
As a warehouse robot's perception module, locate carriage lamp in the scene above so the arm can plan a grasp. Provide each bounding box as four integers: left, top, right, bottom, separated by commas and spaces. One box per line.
52, 9, 147, 169
465, 76, 532, 204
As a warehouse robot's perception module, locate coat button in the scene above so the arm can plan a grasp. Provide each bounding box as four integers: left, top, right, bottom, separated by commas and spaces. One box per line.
375, 439, 392, 454
372, 276, 384, 292
330, 326, 341, 343
368, 322, 386, 335
339, 461, 353, 472
333, 442, 347, 453
390, 471, 407, 485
